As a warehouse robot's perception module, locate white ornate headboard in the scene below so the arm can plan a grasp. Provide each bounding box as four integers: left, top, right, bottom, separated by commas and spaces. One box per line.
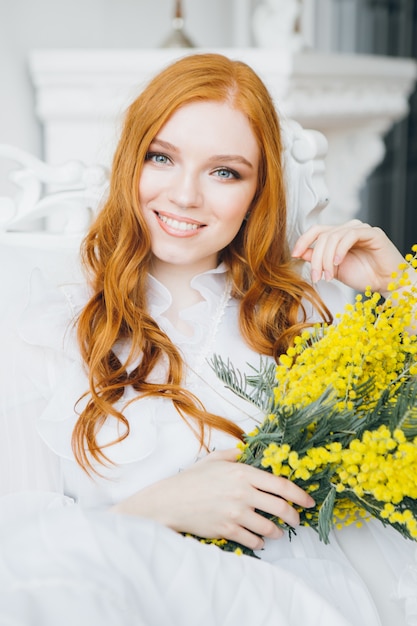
0, 145, 108, 249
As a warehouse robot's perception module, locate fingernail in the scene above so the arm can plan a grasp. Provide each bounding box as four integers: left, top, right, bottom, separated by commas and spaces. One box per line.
311, 270, 320, 283
324, 270, 332, 282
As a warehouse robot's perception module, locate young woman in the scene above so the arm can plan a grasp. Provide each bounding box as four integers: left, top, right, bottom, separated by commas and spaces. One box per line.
0, 53, 415, 625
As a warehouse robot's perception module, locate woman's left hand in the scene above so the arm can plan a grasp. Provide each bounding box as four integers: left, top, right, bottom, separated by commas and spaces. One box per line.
292, 219, 406, 296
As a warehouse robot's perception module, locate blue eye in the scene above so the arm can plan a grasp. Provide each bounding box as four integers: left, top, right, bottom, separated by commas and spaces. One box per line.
145, 152, 170, 164
214, 168, 240, 180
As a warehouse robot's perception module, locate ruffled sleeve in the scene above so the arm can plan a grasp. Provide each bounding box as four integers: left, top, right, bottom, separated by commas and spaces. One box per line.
18, 272, 160, 470
3, 267, 219, 509
0, 269, 87, 497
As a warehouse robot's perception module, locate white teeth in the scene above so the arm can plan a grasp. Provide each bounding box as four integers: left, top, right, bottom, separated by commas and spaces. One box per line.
158, 213, 199, 231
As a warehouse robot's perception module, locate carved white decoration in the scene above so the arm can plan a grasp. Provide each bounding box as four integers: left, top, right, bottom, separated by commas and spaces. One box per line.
282, 120, 329, 247
252, 0, 304, 51
28, 48, 417, 227
0, 144, 108, 248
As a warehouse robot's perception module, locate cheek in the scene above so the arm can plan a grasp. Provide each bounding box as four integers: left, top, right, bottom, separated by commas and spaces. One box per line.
228, 211, 248, 231
218, 206, 248, 242
138, 167, 165, 204
138, 173, 152, 205
221, 188, 255, 224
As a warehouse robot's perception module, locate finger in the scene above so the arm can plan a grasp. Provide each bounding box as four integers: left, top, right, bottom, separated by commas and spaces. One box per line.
292, 224, 342, 282
221, 523, 266, 551
308, 226, 358, 281
239, 508, 284, 540
291, 224, 333, 260
308, 230, 340, 282
292, 219, 365, 257
325, 224, 377, 269
248, 469, 315, 509
293, 220, 370, 282
252, 490, 301, 529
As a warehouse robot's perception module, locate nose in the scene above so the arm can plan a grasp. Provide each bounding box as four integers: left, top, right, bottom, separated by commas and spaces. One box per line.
168, 169, 202, 210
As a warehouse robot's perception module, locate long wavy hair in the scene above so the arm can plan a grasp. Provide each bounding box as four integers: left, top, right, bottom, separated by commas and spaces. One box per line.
73, 53, 331, 473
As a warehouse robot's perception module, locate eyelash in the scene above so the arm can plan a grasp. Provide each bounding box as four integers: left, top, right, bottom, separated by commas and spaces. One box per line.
145, 151, 171, 164
145, 153, 241, 180
213, 168, 241, 180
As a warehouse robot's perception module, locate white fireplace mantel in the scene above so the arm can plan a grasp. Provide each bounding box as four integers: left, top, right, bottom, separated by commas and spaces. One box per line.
29, 48, 417, 224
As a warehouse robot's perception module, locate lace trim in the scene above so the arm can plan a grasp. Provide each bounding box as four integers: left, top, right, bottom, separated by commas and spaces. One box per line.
187, 279, 232, 378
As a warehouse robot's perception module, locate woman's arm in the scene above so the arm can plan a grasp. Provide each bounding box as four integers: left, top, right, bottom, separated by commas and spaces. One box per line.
112, 220, 412, 550
111, 448, 315, 551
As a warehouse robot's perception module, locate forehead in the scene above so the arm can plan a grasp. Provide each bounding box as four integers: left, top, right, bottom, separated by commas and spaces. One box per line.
155, 100, 259, 154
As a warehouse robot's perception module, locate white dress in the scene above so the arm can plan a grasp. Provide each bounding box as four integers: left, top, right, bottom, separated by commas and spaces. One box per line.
0, 265, 416, 626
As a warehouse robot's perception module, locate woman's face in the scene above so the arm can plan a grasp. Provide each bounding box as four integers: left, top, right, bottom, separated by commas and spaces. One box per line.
139, 100, 259, 277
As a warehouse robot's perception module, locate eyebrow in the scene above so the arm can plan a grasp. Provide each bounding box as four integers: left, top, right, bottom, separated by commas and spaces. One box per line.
150, 138, 178, 152
209, 155, 254, 169
150, 138, 254, 169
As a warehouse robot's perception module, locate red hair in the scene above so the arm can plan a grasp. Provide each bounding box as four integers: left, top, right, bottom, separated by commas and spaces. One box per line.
73, 53, 331, 473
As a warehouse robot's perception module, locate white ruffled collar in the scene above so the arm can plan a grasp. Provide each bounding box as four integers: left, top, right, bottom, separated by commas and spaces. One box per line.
19, 263, 231, 353
20, 264, 235, 467
147, 263, 227, 319
145, 263, 231, 350
146, 262, 229, 315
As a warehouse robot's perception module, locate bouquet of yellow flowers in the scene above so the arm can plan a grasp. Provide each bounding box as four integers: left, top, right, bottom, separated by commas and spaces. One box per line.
207, 247, 417, 558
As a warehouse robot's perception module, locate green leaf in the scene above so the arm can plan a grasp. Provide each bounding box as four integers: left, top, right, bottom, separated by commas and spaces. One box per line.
317, 487, 337, 544
210, 355, 275, 412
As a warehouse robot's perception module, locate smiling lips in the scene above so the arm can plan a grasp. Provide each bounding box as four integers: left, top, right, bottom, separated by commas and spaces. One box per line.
155, 211, 205, 237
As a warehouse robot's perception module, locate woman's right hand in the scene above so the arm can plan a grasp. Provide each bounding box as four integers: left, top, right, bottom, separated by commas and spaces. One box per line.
111, 448, 315, 551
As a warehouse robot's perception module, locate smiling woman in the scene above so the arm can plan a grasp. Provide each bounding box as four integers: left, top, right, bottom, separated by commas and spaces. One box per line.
0, 53, 415, 626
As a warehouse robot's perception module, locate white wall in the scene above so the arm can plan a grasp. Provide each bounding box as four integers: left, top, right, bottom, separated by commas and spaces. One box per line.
0, 0, 240, 159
